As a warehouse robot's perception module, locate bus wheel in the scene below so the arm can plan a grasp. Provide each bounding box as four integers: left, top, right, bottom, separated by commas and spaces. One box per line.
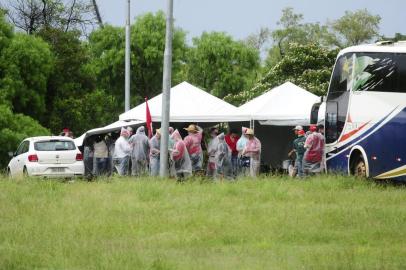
353, 157, 367, 178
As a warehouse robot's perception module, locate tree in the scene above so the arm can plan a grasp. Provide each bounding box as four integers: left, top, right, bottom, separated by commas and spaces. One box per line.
88, 11, 187, 106
0, 105, 50, 169
271, 8, 332, 57
186, 31, 260, 100
245, 27, 271, 54
37, 28, 95, 129
0, 10, 13, 105
329, 9, 381, 47
48, 89, 118, 136
265, 7, 332, 68
4, 0, 97, 35
231, 43, 337, 105
380, 33, 406, 43
0, 33, 54, 120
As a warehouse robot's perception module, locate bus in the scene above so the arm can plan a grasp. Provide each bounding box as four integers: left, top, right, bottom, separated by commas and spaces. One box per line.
312, 41, 406, 181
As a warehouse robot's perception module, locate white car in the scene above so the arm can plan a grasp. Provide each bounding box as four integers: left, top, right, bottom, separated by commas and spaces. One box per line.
7, 136, 84, 178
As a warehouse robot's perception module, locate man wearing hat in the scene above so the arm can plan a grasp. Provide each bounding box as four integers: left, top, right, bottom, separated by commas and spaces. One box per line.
293, 125, 303, 134
303, 124, 325, 176
242, 128, 261, 177
289, 129, 306, 177
183, 124, 204, 173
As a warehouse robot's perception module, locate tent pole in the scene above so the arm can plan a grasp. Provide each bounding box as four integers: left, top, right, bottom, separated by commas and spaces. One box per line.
159, 0, 174, 177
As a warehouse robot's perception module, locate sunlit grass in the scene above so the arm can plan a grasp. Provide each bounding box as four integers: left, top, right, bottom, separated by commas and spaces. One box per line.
0, 175, 405, 269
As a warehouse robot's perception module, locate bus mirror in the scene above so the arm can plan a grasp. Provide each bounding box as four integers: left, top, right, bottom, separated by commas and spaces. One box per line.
310, 103, 321, 124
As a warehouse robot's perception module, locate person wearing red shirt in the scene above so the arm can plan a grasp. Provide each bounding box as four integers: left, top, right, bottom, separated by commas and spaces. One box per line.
183, 124, 203, 173
303, 124, 325, 176
225, 129, 240, 177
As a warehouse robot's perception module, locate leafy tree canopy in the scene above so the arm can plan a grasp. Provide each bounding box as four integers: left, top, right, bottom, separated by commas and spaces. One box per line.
231, 43, 337, 105
0, 105, 50, 169
187, 31, 260, 101
0, 33, 54, 119
88, 11, 187, 107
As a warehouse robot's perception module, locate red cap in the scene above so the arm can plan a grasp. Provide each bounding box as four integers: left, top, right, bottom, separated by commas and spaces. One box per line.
309, 124, 317, 132
298, 130, 305, 135
63, 128, 70, 133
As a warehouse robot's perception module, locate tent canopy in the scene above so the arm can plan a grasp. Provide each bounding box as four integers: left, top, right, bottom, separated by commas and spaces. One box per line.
74, 120, 144, 147
119, 81, 245, 122
238, 82, 320, 126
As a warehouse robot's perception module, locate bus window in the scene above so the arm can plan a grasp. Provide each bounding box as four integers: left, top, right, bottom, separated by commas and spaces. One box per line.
352, 52, 396, 92
326, 53, 353, 143
395, 53, 406, 93
329, 53, 354, 94
325, 91, 350, 143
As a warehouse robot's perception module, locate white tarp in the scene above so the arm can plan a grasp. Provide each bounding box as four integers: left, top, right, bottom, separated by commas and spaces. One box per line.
119, 81, 245, 122
238, 82, 320, 126
74, 120, 144, 147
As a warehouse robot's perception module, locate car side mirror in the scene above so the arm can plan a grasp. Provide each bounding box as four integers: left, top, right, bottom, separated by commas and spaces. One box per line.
8, 152, 15, 158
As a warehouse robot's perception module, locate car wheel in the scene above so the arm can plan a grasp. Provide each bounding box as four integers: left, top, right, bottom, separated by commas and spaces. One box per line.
353, 156, 367, 178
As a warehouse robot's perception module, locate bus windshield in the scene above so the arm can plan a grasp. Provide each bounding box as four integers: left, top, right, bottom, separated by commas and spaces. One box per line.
325, 51, 406, 144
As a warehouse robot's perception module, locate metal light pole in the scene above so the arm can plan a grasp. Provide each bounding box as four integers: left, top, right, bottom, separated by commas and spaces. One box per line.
124, 0, 131, 112
159, 0, 174, 177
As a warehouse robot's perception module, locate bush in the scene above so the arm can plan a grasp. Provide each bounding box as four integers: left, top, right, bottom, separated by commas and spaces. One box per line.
0, 105, 50, 169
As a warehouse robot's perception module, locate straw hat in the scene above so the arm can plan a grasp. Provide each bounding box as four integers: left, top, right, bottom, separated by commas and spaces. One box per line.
184, 124, 198, 133
155, 128, 161, 135
245, 128, 254, 135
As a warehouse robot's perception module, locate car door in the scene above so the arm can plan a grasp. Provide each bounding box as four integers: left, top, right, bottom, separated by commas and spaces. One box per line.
14, 141, 30, 175
9, 141, 25, 176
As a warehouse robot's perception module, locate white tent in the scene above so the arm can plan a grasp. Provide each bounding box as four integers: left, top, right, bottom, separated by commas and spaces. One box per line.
119, 81, 245, 122
238, 82, 320, 126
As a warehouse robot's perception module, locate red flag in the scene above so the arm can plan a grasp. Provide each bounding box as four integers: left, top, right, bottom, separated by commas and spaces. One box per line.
145, 97, 153, 138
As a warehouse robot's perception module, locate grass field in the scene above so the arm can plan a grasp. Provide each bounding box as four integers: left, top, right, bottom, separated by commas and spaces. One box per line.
0, 175, 405, 270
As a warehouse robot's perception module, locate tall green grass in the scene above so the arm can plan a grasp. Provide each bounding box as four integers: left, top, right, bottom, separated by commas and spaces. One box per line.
0, 175, 405, 269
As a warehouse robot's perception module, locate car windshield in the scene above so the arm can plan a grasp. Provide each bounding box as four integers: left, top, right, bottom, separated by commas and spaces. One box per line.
34, 140, 76, 151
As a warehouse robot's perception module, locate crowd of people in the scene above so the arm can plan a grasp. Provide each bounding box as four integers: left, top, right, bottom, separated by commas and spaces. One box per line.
288, 124, 326, 177
83, 124, 263, 180
82, 122, 325, 180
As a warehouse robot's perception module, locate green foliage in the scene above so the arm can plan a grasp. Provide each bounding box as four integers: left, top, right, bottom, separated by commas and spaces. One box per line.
48, 89, 118, 137
270, 8, 333, 60
0, 105, 50, 169
0, 33, 54, 119
233, 43, 337, 105
0, 176, 405, 269
187, 31, 260, 100
0, 10, 13, 53
380, 32, 406, 42
88, 11, 187, 107
36, 28, 97, 132
329, 9, 381, 47
131, 11, 187, 101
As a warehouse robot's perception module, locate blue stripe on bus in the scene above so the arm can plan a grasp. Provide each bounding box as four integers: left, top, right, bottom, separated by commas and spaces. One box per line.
327, 107, 406, 181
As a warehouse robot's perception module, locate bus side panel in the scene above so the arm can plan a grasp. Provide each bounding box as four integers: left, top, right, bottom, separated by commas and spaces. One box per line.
326, 149, 350, 174
357, 108, 406, 179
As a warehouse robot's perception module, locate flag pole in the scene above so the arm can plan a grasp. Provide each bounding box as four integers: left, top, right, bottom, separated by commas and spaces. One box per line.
159, 0, 174, 177
124, 0, 131, 112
